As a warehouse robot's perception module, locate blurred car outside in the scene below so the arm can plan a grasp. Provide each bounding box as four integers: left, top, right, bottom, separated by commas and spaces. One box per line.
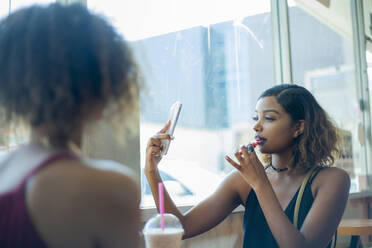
141, 159, 224, 207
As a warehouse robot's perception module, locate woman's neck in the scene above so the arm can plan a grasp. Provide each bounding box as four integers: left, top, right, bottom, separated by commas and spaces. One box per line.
30, 126, 82, 151
271, 156, 289, 168
270, 151, 307, 176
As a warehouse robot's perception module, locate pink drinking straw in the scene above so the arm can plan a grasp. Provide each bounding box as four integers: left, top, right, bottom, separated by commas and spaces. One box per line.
158, 182, 165, 230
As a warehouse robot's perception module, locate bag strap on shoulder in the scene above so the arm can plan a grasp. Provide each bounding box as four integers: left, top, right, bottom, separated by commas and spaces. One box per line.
293, 167, 317, 228
293, 166, 337, 248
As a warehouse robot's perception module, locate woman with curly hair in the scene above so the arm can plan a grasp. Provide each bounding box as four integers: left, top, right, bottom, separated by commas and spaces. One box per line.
0, 3, 141, 248
146, 84, 350, 247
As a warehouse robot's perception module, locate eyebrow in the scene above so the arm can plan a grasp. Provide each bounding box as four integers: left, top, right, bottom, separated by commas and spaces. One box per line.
255, 109, 280, 114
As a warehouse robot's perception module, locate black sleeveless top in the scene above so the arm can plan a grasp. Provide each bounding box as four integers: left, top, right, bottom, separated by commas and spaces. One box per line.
242, 167, 332, 248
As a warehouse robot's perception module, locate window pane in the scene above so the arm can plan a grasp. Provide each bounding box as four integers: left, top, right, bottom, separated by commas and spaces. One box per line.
10, 0, 56, 12
89, 1, 275, 206
288, 0, 364, 192
88, 0, 271, 41
0, 1, 9, 19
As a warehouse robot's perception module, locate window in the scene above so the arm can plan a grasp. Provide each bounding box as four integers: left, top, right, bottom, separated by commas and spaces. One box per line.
1, 0, 370, 207
0, 1, 9, 19
288, 0, 364, 192
7, 0, 55, 14
88, 0, 276, 207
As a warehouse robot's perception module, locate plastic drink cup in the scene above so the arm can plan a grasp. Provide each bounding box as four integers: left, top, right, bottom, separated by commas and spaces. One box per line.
143, 213, 184, 248
144, 227, 183, 248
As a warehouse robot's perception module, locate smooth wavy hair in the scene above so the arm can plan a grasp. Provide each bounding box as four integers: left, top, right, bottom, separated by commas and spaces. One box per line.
0, 3, 141, 145
259, 84, 341, 170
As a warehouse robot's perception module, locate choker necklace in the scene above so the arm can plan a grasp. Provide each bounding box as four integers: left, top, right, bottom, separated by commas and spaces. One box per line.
270, 163, 288, 172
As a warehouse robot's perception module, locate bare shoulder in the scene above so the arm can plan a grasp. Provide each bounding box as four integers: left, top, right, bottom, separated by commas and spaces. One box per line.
29, 158, 140, 205
220, 170, 248, 189
312, 166, 350, 197
315, 166, 350, 185
27, 159, 140, 247
78, 161, 140, 209
84, 158, 138, 179
219, 170, 251, 206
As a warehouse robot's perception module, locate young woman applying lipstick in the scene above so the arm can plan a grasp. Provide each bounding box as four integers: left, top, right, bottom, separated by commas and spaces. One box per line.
145, 84, 350, 248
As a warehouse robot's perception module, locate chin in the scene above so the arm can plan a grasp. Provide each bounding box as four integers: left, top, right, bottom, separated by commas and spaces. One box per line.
257, 147, 271, 154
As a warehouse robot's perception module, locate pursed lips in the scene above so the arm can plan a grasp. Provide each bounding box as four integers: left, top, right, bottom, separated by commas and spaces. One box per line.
254, 136, 266, 145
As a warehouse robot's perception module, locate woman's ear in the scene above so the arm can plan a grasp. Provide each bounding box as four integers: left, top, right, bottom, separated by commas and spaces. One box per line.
293, 120, 305, 138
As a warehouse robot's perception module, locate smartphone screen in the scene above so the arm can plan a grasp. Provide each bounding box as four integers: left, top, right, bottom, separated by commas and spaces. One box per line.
161, 101, 182, 155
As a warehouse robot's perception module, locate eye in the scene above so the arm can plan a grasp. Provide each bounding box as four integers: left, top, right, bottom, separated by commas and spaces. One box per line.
265, 116, 275, 121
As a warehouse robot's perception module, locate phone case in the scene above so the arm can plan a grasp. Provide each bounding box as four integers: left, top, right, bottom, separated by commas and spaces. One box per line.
161, 101, 182, 155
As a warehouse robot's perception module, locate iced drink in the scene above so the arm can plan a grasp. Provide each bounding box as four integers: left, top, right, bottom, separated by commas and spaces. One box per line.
144, 227, 183, 248
143, 213, 184, 248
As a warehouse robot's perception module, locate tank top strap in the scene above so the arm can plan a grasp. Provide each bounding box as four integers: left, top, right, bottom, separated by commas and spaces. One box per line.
308, 166, 324, 185
19, 152, 78, 187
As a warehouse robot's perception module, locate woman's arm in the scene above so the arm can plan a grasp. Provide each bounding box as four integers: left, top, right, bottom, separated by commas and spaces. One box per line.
256, 167, 349, 247
145, 123, 246, 238
226, 146, 350, 248
146, 169, 245, 238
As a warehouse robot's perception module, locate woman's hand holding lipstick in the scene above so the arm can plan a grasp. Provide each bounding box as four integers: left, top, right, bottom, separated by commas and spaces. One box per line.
239, 140, 263, 154
225, 140, 269, 191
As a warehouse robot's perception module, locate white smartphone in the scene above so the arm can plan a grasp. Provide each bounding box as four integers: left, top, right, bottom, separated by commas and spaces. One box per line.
161, 101, 182, 156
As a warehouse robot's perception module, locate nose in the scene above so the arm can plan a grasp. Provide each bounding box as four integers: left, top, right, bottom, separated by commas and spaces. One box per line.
253, 119, 262, 132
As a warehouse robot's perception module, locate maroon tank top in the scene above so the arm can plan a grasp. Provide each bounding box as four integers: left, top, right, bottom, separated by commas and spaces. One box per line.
0, 153, 76, 247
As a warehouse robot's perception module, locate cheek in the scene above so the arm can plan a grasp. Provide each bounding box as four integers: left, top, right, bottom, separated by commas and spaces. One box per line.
260, 124, 295, 152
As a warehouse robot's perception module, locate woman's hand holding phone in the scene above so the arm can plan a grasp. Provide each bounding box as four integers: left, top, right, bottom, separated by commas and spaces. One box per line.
145, 101, 182, 173
145, 122, 173, 173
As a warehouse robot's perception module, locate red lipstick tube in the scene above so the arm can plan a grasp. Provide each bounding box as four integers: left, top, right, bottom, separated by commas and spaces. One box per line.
251, 140, 261, 147
239, 140, 262, 154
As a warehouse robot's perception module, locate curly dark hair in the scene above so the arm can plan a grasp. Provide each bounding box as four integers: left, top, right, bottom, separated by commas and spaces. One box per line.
0, 3, 141, 144
259, 84, 340, 170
